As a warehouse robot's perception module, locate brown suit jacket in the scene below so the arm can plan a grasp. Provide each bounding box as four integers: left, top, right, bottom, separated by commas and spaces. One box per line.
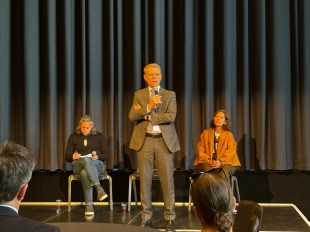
129, 87, 180, 153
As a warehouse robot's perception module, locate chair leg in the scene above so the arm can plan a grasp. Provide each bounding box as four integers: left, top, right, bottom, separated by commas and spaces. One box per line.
108, 176, 113, 210
133, 178, 137, 206
68, 175, 72, 212
188, 177, 192, 211
128, 175, 133, 212
234, 178, 241, 203
231, 176, 241, 203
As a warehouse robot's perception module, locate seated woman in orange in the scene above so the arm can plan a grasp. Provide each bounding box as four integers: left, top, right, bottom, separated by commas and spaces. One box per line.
194, 109, 241, 179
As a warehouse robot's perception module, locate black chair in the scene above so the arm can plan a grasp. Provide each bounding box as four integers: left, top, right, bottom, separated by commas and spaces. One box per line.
233, 200, 263, 232
68, 162, 113, 211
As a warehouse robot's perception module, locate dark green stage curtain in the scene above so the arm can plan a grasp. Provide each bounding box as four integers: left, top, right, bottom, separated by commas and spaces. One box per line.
0, 0, 309, 171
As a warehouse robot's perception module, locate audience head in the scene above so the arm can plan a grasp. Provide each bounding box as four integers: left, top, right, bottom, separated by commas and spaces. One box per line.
76, 115, 97, 135
0, 141, 35, 204
191, 171, 235, 232
210, 109, 231, 131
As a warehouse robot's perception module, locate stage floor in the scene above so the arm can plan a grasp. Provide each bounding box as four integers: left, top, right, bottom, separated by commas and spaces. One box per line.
19, 203, 310, 232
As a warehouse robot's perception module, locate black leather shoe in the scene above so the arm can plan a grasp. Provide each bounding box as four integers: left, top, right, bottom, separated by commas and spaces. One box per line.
165, 220, 175, 231
140, 219, 152, 227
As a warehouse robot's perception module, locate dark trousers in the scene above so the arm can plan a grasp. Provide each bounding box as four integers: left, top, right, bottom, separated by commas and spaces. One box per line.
137, 136, 176, 221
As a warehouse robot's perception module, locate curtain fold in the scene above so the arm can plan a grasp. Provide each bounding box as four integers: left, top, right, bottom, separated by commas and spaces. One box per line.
0, 0, 310, 171
0, 0, 11, 142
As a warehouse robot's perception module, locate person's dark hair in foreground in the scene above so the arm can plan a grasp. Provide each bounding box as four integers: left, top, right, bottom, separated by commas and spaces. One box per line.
191, 171, 234, 232
0, 141, 60, 232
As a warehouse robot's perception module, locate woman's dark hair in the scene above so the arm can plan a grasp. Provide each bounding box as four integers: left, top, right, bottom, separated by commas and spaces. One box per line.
210, 109, 231, 131
191, 172, 234, 232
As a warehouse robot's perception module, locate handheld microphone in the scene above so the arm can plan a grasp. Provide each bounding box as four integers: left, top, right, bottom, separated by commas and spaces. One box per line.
154, 88, 159, 113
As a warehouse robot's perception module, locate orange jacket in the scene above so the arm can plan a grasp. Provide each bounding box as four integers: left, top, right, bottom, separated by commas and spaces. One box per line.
194, 128, 241, 167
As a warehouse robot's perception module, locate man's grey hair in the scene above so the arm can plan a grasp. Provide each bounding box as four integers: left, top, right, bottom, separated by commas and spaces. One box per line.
0, 141, 35, 203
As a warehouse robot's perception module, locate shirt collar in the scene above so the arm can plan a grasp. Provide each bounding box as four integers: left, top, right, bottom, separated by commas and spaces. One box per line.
148, 86, 160, 92
0, 204, 18, 213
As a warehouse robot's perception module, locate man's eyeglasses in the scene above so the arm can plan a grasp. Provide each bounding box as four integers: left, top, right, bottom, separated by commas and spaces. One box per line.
145, 73, 161, 78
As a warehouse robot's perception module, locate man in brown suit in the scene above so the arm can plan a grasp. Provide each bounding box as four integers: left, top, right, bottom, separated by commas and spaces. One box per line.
129, 63, 180, 232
